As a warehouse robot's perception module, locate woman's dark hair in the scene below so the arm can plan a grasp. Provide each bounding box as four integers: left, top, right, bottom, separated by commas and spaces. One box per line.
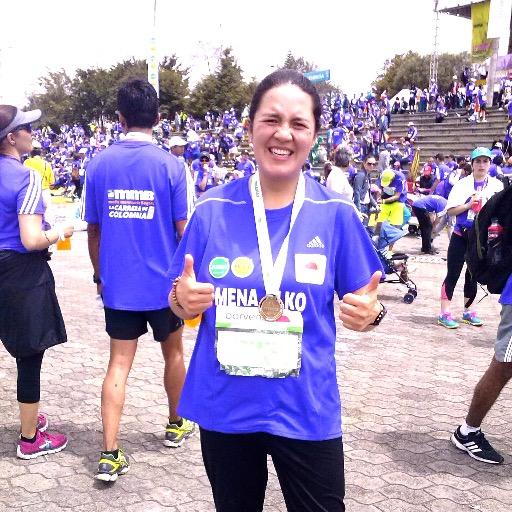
323, 161, 333, 179
493, 155, 504, 166
249, 69, 321, 133
334, 150, 350, 168
117, 79, 159, 129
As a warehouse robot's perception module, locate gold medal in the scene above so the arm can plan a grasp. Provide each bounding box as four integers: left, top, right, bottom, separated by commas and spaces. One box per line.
258, 294, 284, 322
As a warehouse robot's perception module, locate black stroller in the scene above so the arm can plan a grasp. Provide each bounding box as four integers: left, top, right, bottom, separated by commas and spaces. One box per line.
370, 222, 418, 304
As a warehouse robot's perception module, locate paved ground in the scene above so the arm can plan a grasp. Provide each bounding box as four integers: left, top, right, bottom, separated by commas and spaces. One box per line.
0, 213, 511, 511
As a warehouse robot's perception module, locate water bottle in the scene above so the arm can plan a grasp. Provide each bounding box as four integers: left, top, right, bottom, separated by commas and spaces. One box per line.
471, 185, 483, 213
487, 217, 504, 265
488, 218, 504, 241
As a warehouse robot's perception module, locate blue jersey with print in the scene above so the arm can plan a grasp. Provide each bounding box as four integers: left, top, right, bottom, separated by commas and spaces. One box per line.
84, 140, 187, 310
169, 177, 382, 441
0, 155, 44, 252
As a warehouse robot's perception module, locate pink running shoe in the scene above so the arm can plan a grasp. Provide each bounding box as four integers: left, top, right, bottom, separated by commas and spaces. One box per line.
37, 413, 48, 432
17, 429, 67, 460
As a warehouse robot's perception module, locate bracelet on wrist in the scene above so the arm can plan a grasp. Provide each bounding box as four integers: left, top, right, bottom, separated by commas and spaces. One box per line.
171, 276, 183, 309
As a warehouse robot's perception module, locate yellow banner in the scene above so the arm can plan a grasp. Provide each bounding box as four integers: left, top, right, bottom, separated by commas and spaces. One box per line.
409, 149, 420, 183
471, 1, 493, 62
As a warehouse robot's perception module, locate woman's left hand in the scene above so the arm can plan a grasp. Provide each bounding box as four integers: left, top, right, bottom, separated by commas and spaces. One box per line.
339, 271, 382, 331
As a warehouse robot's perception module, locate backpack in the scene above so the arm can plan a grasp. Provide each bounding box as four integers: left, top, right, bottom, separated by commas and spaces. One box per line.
465, 185, 512, 294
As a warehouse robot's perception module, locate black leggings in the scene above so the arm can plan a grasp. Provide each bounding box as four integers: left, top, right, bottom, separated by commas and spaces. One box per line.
441, 232, 477, 307
200, 428, 345, 512
16, 351, 45, 404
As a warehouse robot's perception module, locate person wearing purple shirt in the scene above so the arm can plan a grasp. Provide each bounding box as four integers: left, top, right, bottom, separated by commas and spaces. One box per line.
452, 271, 512, 464
84, 80, 192, 482
194, 152, 217, 196
412, 195, 447, 254
168, 69, 385, 512
341, 112, 353, 131
439, 147, 503, 330
0, 105, 74, 461
236, 151, 256, 177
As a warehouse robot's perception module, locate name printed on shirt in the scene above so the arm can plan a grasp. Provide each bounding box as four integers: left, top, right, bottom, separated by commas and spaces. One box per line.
214, 287, 307, 312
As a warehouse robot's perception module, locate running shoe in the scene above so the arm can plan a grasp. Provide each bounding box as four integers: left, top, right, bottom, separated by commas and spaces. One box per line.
17, 429, 67, 460
462, 311, 483, 326
96, 449, 130, 482
164, 418, 196, 448
37, 413, 48, 432
438, 313, 459, 329
451, 426, 504, 464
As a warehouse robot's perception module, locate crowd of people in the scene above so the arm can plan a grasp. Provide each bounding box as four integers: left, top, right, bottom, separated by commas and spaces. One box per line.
1, 66, 512, 511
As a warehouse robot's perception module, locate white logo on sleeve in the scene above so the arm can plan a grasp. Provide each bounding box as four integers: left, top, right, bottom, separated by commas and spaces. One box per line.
295, 254, 327, 285
306, 236, 325, 248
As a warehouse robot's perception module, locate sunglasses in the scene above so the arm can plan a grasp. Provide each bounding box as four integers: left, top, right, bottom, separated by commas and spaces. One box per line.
13, 123, 32, 134
200, 158, 209, 162
366, 161, 377, 166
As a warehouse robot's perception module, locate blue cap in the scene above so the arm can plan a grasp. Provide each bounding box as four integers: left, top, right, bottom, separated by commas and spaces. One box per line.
471, 147, 493, 161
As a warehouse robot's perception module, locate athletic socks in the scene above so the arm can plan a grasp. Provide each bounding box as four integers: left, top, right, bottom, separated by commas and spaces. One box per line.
460, 421, 480, 436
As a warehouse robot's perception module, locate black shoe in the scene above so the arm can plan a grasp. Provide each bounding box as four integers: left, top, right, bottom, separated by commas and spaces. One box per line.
451, 426, 504, 464
421, 249, 439, 255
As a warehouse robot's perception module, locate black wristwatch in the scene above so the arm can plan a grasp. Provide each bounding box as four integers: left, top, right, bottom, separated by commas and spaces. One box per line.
93, 274, 101, 284
370, 302, 387, 326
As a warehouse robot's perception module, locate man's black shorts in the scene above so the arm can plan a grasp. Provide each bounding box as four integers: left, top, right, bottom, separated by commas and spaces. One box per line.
104, 307, 183, 341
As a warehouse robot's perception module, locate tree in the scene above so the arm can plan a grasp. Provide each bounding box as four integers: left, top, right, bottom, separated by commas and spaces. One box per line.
279, 51, 341, 97
27, 70, 74, 129
188, 47, 253, 117
373, 51, 472, 97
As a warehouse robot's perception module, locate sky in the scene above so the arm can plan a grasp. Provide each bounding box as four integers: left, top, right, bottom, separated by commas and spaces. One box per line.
0, 0, 474, 106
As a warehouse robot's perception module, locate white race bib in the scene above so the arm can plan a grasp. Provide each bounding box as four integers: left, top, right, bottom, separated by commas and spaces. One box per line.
215, 306, 303, 378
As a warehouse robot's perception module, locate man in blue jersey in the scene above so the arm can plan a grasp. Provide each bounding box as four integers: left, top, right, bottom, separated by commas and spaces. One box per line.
236, 151, 256, 177
84, 80, 193, 482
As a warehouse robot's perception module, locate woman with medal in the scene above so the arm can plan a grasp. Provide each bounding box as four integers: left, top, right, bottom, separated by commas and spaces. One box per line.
169, 69, 384, 511
438, 147, 503, 330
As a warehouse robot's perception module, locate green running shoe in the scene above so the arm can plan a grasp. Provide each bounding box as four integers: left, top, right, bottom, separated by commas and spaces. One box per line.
462, 311, 483, 326
438, 313, 459, 329
96, 449, 130, 482
164, 418, 196, 448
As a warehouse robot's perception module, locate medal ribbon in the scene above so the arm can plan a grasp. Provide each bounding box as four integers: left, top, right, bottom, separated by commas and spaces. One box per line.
250, 171, 305, 296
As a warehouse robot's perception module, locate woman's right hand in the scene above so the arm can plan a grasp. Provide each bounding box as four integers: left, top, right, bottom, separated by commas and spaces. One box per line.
175, 254, 215, 316
56, 222, 75, 238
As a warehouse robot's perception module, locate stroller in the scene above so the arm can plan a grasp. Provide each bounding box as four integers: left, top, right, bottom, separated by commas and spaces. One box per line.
371, 222, 418, 304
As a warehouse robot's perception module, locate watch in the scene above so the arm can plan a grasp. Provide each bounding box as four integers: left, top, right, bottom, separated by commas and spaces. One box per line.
93, 274, 101, 284
370, 302, 387, 326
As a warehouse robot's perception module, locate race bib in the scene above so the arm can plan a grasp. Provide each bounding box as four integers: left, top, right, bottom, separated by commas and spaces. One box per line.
215, 306, 303, 378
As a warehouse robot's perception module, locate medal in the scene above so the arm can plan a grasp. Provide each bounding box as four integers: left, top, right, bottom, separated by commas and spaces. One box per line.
250, 172, 305, 322
259, 294, 284, 321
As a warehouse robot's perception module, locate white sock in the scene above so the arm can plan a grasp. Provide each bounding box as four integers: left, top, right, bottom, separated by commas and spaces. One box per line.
460, 420, 480, 436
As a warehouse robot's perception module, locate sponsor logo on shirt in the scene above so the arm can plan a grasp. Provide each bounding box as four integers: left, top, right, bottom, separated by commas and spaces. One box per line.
306, 236, 325, 249
231, 257, 254, 278
209, 257, 230, 279
107, 189, 155, 220
295, 254, 327, 285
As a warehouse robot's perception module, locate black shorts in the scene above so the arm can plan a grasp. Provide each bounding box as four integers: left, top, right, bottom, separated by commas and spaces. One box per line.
104, 307, 183, 341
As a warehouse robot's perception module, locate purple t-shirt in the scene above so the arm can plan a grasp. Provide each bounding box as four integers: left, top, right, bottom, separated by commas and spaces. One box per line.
0, 155, 44, 253
84, 139, 187, 310
413, 195, 447, 213
168, 177, 382, 441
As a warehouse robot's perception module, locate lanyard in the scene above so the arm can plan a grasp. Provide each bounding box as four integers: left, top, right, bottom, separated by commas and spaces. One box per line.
250, 171, 305, 296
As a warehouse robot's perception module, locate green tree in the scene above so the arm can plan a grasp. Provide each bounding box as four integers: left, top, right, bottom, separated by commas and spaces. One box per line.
373, 51, 472, 97
27, 70, 74, 129
188, 47, 253, 117
280, 51, 341, 97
